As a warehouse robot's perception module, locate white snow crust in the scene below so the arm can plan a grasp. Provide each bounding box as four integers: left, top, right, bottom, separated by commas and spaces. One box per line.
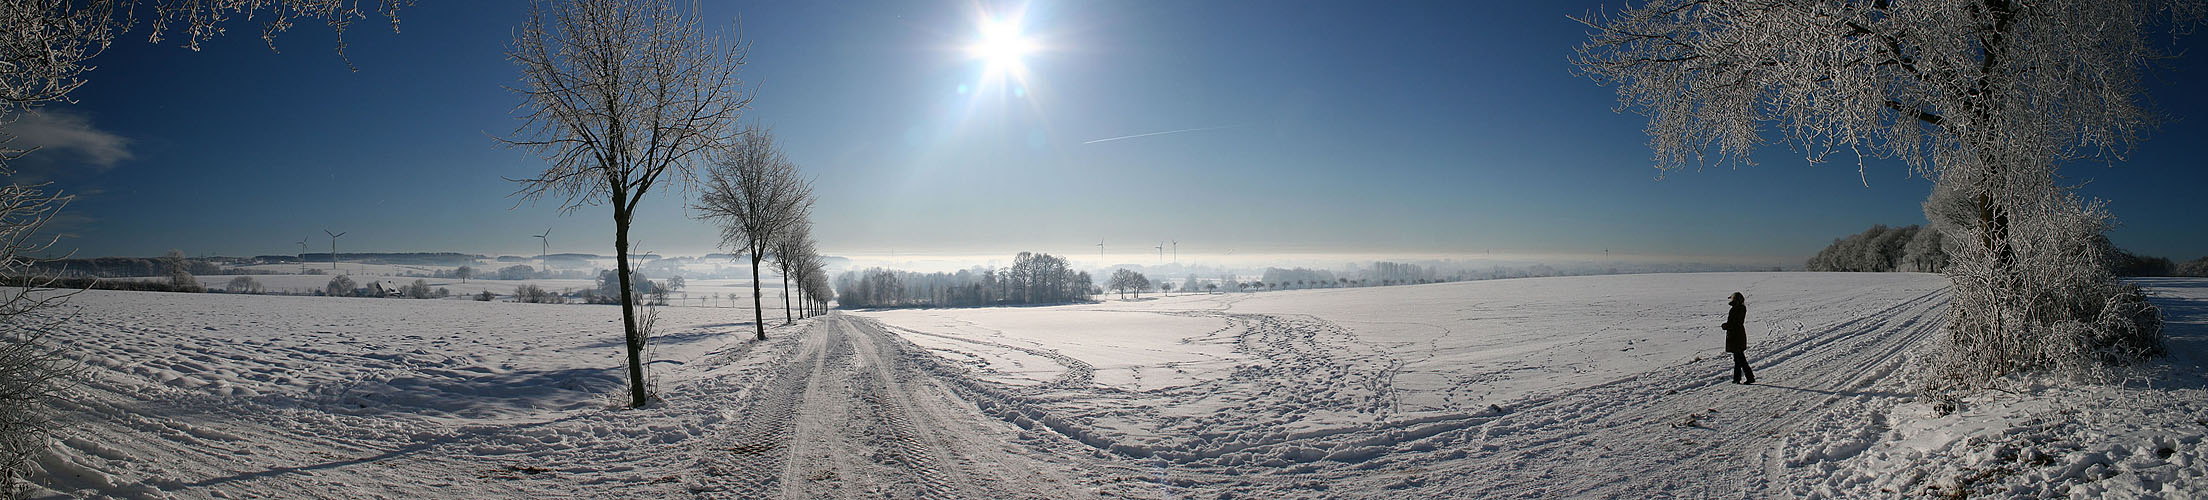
16, 272, 2206, 498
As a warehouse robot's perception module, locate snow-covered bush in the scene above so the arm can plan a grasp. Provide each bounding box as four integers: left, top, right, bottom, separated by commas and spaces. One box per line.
514, 285, 564, 304
324, 275, 357, 297
402, 279, 433, 299
226, 276, 263, 294
160, 249, 202, 292
1915, 170, 2163, 403
2178, 257, 2208, 277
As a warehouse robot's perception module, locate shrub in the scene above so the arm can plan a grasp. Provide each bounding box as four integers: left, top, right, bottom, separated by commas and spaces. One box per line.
160, 249, 203, 292
1915, 174, 2163, 402
325, 275, 358, 297
2177, 257, 2208, 277
403, 279, 434, 299
226, 276, 263, 294
474, 290, 496, 301
514, 284, 564, 304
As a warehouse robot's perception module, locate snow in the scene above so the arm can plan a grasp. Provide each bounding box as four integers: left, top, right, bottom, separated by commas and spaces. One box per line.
16, 272, 2207, 498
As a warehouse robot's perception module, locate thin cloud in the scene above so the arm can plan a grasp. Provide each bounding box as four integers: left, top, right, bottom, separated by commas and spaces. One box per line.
5, 109, 134, 169
1083, 124, 1246, 145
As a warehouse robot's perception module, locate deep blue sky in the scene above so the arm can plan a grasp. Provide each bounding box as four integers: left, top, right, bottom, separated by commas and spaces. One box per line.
17, 1, 2207, 264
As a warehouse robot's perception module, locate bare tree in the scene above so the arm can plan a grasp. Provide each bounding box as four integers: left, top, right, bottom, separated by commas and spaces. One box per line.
1108, 269, 1148, 300
693, 127, 812, 341
3, 0, 411, 162
226, 276, 263, 294
769, 218, 815, 325
454, 265, 473, 283
0, 182, 72, 491
501, 0, 748, 408
1574, 0, 2198, 395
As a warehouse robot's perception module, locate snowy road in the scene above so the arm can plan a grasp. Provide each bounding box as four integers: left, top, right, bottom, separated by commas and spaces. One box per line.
689, 314, 1083, 499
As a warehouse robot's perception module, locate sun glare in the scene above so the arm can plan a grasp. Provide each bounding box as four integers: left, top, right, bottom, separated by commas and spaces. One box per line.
968, 16, 1035, 82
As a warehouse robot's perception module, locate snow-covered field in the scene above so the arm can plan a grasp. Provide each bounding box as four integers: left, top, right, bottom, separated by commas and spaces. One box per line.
18, 272, 2207, 498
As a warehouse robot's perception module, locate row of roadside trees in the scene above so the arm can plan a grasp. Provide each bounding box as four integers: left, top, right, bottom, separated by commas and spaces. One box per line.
500, 0, 828, 407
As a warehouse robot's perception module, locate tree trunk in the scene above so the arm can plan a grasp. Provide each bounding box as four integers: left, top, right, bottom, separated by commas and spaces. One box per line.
781, 269, 792, 325
613, 209, 648, 408
749, 242, 767, 341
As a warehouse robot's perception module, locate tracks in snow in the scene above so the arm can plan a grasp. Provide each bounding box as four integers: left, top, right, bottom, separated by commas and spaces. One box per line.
692, 314, 1076, 499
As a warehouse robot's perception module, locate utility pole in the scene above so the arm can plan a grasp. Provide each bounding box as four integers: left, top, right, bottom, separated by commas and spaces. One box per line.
324, 229, 346, 274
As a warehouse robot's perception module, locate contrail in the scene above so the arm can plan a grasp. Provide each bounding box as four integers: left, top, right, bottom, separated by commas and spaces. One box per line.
1082, 124, 1245, 144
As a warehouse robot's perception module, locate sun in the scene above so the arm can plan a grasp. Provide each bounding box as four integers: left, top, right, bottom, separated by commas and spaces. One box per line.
967, 15, 1036, 82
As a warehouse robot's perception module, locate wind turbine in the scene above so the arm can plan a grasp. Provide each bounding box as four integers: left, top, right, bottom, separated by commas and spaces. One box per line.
1171, 240, 1178, 264
1155, 242, 1164, 263
1095, 238, 1105, 264
533, 228, 552, 272
296, 238, 308, 274
324, 229, 347, 274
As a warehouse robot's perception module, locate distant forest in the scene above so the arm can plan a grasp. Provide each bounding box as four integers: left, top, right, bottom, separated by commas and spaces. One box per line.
254, 252, 487, 267
836, 252, 1091, 308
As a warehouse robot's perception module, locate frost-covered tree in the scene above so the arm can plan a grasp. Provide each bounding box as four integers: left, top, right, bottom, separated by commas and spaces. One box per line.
0, 182, 71, 491
1108, 269, 1149, 300
769, 218, 814, 324
1575, 0, 2197, 395
226, 276, 263, 294
160, 249, 202, 291
501, 0, 749, 407
403, 279, 432, 299
694, 127, 812, 341
454, 265, 473, 283
4, 0, 411, 165
324, 274, 355, 297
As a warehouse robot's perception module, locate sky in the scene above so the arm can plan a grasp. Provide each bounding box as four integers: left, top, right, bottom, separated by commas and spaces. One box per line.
12, 1, 2208, 267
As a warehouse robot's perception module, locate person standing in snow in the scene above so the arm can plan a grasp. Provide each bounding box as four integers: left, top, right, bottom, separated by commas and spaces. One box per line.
1722, 292, 1755, 384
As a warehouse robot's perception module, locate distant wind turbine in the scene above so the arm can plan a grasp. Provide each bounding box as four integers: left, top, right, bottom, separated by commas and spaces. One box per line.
1095, 238, 1105, 264
1171, 240, 1178, 264
296, 239, 309, 274
1155, 242, 1164, 263
324, 229, 347, 273
533, 228, 552, 272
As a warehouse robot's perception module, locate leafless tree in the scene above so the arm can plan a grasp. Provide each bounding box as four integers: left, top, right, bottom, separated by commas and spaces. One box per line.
226, 276, 263, 294
769, 218, 815, 325
501, 0, 749, 408
0, 182, 72, 492
1574, 0, 2199, 395
693, 127, 812, 341
3, 0, 410, 162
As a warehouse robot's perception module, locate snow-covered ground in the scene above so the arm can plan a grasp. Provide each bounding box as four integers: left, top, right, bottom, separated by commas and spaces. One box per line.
17, 272, 2207, 498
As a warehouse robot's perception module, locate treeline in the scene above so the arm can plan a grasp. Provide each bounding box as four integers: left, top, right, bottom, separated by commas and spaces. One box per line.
2107, 245, 2208, 277
1810, 224, 2205, 277
25, 256, 223, 278
1806, 224, 1949, 272
257, 252, 486, 266
835, 252, 1093, 308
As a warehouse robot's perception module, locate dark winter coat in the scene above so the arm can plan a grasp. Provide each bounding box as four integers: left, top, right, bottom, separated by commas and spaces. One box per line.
1722, 302, 1747, 352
